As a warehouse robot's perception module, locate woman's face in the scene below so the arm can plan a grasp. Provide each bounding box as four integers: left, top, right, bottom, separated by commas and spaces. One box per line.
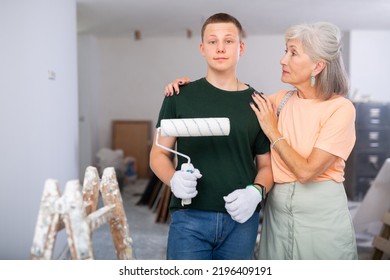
280, 39, 316, 87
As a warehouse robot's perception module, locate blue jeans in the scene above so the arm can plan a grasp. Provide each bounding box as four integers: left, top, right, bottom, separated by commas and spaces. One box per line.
167, 209, 259, 260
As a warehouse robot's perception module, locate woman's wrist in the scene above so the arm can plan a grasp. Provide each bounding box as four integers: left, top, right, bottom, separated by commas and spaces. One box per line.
271, 136, 285, 149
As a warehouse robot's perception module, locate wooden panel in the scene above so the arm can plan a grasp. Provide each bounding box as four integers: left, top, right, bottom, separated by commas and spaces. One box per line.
382, 211, 390, 225
372, 236, 390, 256
372, 211, 390, 259
112, 120, 152, 179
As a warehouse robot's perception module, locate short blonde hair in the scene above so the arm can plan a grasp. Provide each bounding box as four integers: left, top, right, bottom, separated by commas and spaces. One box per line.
201, 13, 244, 42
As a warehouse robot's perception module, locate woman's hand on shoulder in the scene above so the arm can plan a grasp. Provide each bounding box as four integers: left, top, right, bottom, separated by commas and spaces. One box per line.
164, 77, 191, 96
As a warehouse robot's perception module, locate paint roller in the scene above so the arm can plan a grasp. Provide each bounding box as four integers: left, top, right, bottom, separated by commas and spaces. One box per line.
156, 117, 230, 205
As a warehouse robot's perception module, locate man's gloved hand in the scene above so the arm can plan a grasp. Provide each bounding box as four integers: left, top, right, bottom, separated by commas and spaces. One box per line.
224, 185, 262, 223
170, 168, 202, 200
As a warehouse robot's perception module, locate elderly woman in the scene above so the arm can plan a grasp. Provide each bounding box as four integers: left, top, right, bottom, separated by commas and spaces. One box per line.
164, 21, 358, 260
250, 22, 357, 260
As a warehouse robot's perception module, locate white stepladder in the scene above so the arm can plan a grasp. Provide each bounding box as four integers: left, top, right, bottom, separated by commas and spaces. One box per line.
30, 166, 134, 260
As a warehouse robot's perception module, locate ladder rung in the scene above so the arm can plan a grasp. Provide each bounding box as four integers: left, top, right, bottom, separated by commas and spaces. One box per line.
87, 205, 115, 232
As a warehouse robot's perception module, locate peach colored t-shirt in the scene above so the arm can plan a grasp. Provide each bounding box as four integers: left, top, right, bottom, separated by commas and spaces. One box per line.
268, 90, 356, 183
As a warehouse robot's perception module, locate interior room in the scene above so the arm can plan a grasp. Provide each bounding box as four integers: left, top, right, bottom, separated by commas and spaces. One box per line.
1, 0, 390, 261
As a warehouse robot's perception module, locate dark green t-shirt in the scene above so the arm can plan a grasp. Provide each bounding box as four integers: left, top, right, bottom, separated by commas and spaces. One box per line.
157, 78, 270, 212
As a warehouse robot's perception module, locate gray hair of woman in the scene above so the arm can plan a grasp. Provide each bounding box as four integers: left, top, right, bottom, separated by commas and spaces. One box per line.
285, 22, 349, 100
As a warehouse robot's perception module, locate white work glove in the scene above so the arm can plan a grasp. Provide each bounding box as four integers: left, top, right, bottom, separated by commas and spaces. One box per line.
224, 185, 262, 223
170, 164, 202, 200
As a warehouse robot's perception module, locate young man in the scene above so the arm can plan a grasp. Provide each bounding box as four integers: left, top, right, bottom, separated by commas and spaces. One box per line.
149, 13, 273, 260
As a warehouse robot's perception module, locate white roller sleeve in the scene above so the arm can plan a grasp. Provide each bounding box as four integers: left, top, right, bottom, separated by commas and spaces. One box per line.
160, 118, 230, 137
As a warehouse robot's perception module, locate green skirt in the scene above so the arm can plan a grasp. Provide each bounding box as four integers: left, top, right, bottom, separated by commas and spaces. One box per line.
258, 181, 358, 260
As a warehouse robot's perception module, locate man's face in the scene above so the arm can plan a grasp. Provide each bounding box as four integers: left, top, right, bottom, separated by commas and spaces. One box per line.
200, 22, 244, 73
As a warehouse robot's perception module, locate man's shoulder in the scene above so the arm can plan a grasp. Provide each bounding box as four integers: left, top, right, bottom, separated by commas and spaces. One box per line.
182, 78, 203, 88
175, 78, 204, 95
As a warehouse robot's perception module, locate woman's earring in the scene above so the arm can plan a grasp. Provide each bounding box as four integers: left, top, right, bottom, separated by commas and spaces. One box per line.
310, 73, 316, 87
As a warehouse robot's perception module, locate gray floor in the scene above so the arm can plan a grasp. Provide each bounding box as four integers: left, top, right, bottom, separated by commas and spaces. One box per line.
91, 179, 374, 260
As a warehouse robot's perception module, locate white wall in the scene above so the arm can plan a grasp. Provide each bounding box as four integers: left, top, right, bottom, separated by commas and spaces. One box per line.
77, 34, 286, 166
0, 0, 78, 259
78, 35, 100, 179
349, 30, 390, 102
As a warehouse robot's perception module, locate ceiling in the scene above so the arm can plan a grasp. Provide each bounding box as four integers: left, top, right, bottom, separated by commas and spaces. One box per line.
76, 0, 390, 38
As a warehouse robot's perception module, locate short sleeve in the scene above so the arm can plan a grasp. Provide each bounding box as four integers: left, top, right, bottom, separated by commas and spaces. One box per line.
156, 96, 176, 128
314, 100, 356, 160
254, 131, 270, 155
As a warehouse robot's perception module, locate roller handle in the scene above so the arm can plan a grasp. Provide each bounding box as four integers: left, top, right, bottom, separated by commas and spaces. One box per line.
181, 163, 194, 206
